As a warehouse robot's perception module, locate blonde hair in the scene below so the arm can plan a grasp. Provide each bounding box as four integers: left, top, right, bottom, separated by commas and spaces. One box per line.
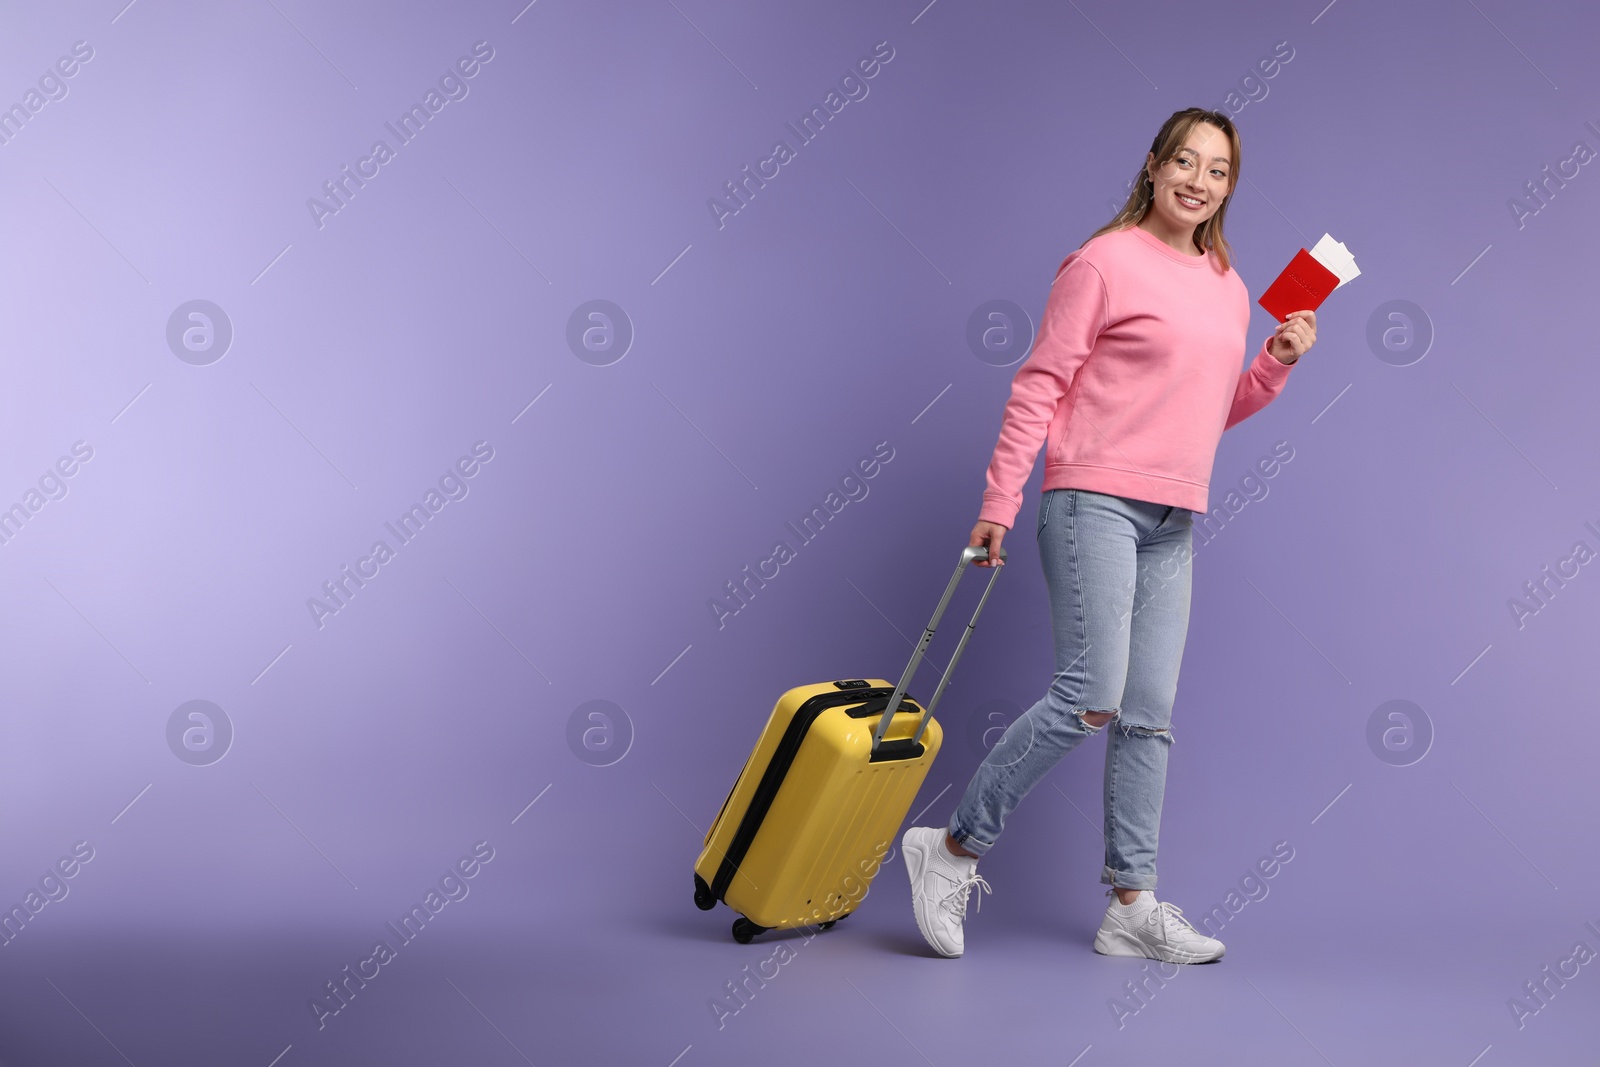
1084, 107, 1243, 273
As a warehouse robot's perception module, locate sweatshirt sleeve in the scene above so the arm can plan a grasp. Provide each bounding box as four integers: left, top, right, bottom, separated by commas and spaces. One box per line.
1224, 336, 1295, 430
977, 258, 1108, 530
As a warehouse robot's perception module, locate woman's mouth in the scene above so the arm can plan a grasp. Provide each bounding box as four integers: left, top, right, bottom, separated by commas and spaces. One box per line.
1176, 193, 1204, 210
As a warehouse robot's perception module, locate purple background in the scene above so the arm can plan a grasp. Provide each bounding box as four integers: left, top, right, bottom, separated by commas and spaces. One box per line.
2, 0, 1597, 1063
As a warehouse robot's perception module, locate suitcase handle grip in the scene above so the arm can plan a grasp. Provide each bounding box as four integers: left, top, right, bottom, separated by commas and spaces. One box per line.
871, 544, 1006, 751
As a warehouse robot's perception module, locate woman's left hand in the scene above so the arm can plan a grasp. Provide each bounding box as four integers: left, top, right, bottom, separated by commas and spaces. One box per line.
1269, 309, 1316, 365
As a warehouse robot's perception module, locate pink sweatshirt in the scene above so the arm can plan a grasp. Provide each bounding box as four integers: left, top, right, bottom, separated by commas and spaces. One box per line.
978, 224, 1296, 530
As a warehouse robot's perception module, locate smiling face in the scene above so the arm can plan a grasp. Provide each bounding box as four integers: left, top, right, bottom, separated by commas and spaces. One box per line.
1144, 121, 1233, 232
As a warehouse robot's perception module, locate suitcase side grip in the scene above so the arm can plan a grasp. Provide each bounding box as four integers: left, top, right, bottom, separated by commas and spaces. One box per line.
867, 737, 925, 763
844, 695, 923, 722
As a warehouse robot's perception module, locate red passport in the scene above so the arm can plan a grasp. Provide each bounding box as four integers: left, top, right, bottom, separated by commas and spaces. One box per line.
1257, 248, 1340, 322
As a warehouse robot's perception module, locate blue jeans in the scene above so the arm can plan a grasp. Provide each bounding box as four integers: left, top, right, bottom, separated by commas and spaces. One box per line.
948, 488, 1194, 890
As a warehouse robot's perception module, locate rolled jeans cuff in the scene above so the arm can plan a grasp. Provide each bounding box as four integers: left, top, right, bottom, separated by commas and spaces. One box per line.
1101, 865, 1158, 892
946, 822, 994, 859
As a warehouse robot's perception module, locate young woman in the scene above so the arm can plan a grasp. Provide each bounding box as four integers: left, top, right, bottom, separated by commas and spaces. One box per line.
901, 107, 1317, 962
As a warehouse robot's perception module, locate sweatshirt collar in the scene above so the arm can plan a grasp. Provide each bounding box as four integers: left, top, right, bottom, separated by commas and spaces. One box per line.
1127, 223, 1209, 268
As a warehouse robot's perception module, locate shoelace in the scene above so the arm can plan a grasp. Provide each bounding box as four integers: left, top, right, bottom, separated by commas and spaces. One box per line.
939, 871, 992, 920
1150, 900, 1204, 944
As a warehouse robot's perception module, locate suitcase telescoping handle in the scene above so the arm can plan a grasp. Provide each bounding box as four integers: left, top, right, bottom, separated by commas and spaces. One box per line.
871, 544, 1006, 752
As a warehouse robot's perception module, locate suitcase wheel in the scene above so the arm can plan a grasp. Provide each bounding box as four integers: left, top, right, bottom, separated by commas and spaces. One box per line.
693, 873, 716, 911
731, 917, 766, 944
820, 920, 836, 930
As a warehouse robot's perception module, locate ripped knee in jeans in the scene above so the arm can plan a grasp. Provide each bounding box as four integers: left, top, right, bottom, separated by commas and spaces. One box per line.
1075, 708, 1118, 730
1114, 719, 1173, 742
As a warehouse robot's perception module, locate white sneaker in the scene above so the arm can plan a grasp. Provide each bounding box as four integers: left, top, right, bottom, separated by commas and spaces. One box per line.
901, 826, 991, 958
1093, 890, 1225, 964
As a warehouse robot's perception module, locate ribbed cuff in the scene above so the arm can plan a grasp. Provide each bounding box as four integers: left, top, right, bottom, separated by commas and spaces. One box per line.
977, 496, 1017, 530
1255, 337, 1296, 377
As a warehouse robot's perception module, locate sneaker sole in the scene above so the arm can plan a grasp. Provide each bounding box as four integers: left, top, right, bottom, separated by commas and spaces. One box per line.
902, 831, 961, 959
1093, 926, 1224, 964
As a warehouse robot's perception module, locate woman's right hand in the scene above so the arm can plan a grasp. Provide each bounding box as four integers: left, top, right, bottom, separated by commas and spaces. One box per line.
970, 521, 1007, 567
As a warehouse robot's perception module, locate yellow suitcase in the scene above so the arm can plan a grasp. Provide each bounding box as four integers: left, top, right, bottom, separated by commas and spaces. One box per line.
693, 545, 1005, 943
